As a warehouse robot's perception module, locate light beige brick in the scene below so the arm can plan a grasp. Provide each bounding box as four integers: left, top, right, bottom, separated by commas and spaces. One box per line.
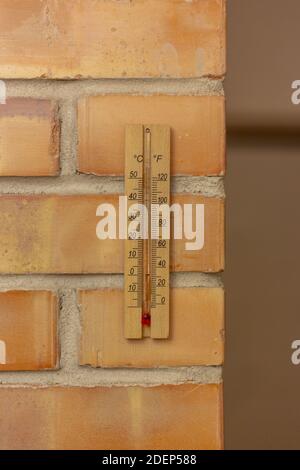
0, 195, 224, 273
0, 291, 58, 371
78, 95, 225, 176
80, 288, 224, 368
0, 98, 59, 176
0, 0, 225, 78
0, 384, 223, 450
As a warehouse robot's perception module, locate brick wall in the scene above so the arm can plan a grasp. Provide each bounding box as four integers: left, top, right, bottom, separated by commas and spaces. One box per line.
0, 0, 225, 450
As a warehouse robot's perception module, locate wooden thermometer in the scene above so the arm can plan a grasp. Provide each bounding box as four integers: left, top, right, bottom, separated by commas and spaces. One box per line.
124, 124, 170, 339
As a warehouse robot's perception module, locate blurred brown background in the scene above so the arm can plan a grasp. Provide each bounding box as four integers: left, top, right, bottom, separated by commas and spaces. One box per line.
225, 0, 300, 449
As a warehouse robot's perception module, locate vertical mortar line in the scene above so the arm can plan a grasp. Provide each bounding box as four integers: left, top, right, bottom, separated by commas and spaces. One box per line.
58, 97, 78, 176
58, 288, 81, 372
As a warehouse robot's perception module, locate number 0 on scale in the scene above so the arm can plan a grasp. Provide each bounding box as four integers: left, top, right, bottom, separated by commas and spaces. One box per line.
124, 124, 170, 339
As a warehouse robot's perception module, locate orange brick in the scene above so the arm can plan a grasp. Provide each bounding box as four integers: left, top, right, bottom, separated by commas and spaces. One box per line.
80, 288, 224, 368
0, 291, 58, 371
0, 195, 224, 273
0, 384, 223, 450
0, 0, 225, 79
78, 95, 225, 176
0, 98, 59, 176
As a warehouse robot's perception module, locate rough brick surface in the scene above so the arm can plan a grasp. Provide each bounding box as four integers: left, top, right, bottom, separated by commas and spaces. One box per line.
0, 0, 225, 79
0, 0, 225, 450
80, 288, 224, 368
0, 384, 223, 450
0, 291, 58, 371
0, 98, 59, 176
78, 95, 225, 176
0, 194, 224, 274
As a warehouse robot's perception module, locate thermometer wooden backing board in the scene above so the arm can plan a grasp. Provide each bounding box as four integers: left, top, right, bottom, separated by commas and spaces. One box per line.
124, 124, 170, 339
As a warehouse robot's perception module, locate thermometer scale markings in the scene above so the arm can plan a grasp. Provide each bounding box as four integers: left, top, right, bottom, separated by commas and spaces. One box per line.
124, 124, 170, 339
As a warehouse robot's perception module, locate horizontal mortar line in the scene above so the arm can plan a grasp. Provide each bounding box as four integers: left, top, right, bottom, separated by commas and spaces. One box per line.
4, 78, 224, 99
0, 176, 224, 198
0, 365, 222, 388
0, 273, 223, 290
171, 273, 223, 288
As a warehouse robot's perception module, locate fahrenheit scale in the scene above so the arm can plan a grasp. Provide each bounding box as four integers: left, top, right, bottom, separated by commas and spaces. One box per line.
124, 124, 170, 339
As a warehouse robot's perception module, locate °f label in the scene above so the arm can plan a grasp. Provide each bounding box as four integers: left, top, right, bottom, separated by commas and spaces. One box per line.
124, 124, 170, 339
